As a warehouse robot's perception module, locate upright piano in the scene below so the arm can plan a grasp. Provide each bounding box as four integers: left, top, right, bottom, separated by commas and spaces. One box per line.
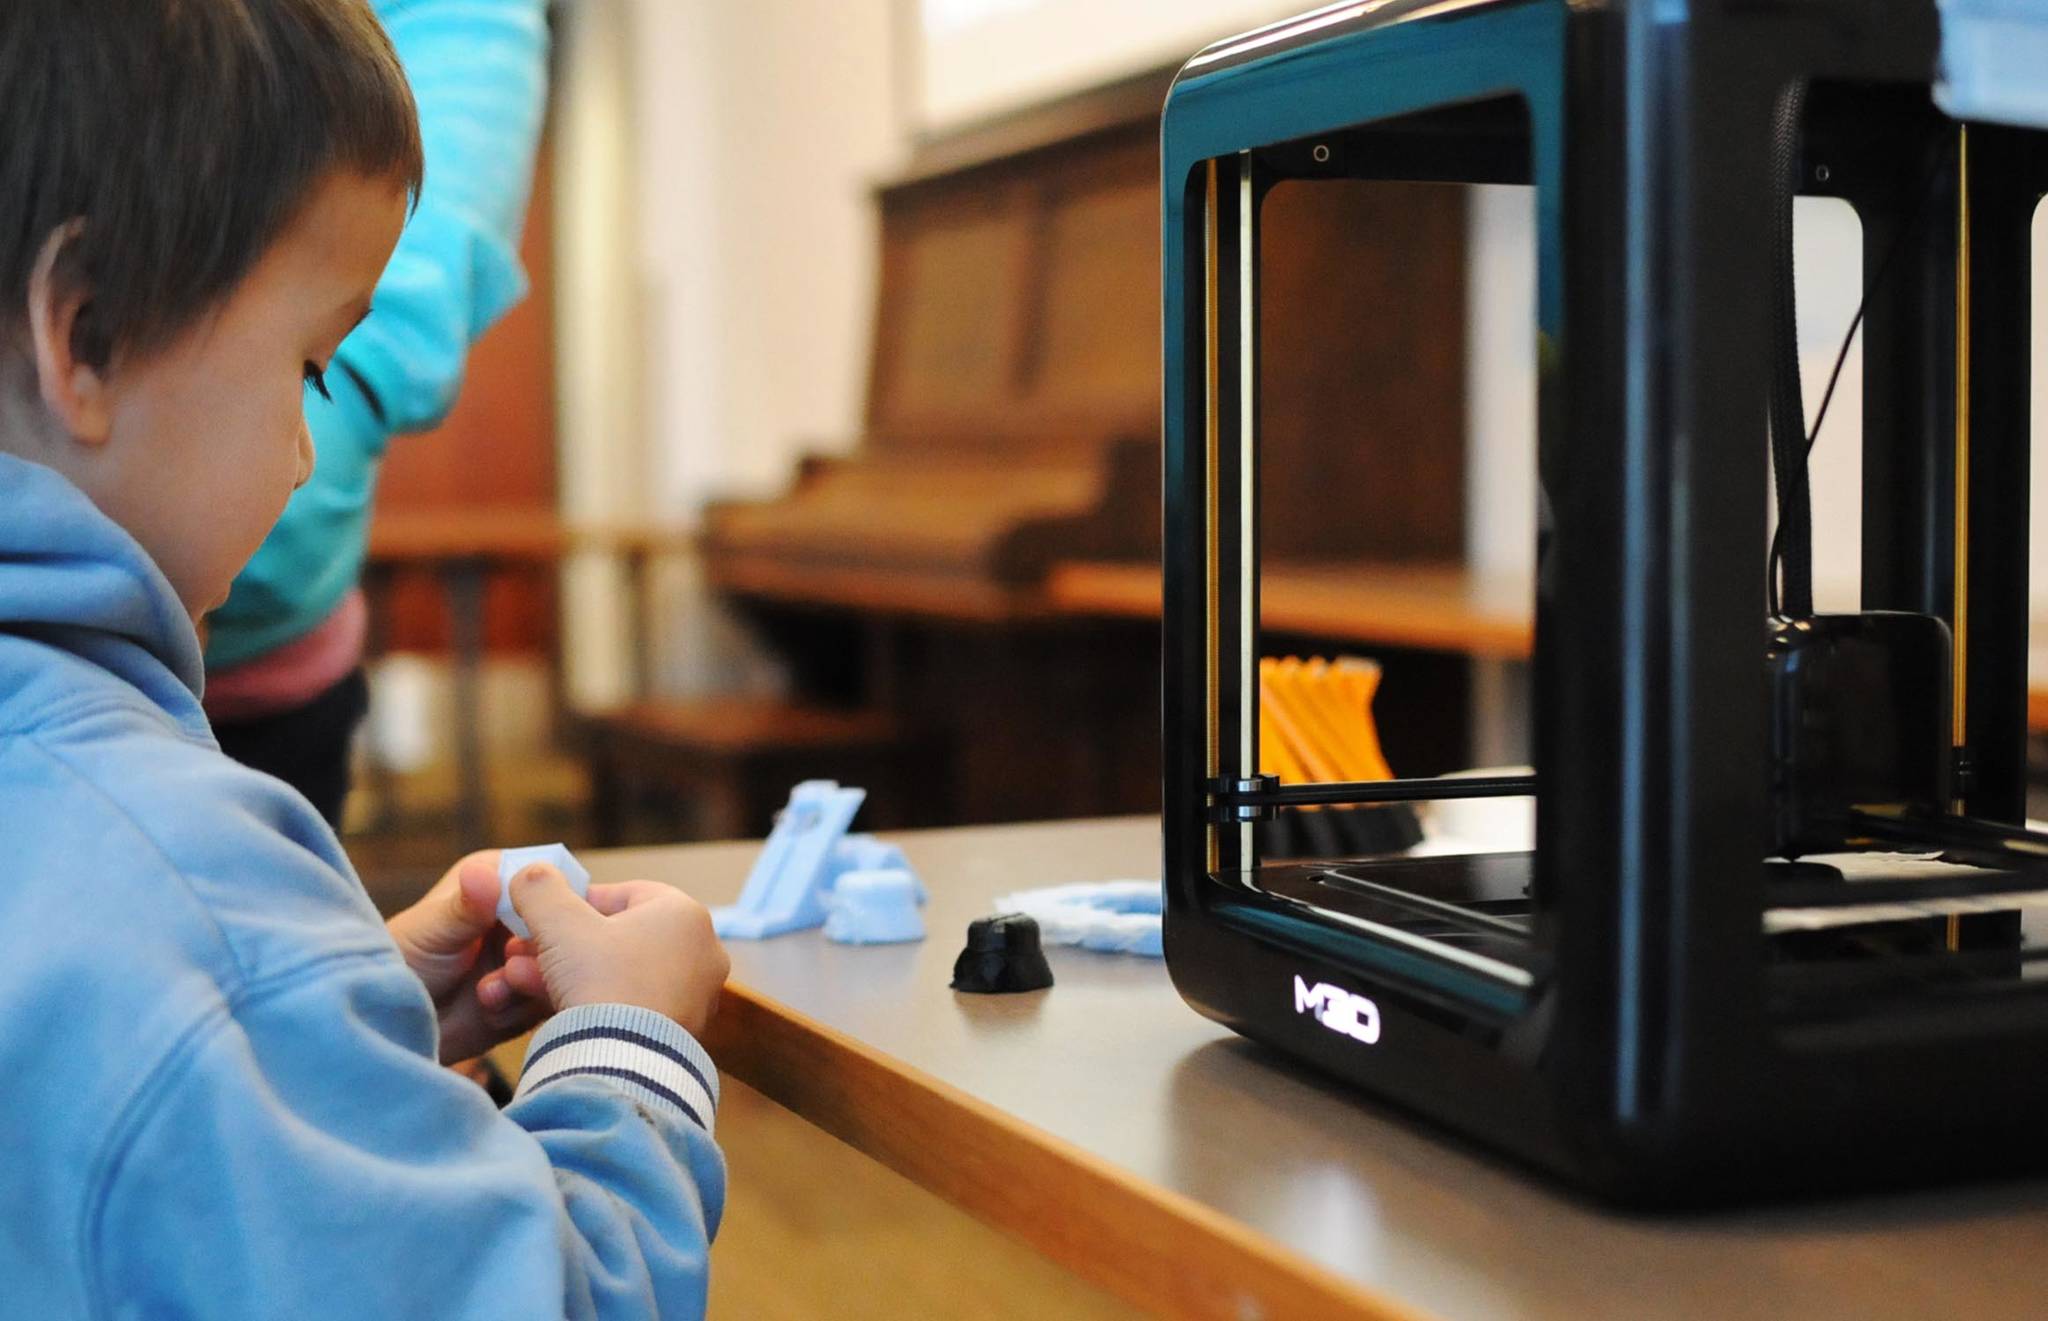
697, 67, 1473, 827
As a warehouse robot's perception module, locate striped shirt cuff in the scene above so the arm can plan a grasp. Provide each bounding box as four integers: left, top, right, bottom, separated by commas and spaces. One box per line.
514, 1004, 720, 1136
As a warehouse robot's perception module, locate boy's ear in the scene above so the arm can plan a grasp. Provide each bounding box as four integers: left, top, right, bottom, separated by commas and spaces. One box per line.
25, 220, 114, 446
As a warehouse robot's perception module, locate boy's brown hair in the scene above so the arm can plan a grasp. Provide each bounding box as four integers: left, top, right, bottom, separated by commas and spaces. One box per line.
0, 0, 424, 369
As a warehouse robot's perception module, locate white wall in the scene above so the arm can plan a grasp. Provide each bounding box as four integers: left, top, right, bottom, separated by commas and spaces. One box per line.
555, 0, 646, 707
631, 0, 904, 518
917, 0, 1297, 129
556, 0, 909, 513
552, 0, 905, 704
1464, 186, 1538, 586
1464, 195, 1870, 602
1796, 198, 1870, 613
1465, 192, 2048, 629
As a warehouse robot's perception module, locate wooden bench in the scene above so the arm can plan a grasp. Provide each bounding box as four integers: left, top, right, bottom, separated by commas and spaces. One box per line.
579, 698, 924, 845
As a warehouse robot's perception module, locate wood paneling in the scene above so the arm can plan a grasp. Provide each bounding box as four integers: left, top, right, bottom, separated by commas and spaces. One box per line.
875, 189, 1032, 426
1027, 138, 1161, 421
1260, 179, 1468, 561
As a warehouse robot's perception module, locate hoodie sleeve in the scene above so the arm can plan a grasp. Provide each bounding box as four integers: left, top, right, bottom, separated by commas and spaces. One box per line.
84, 951, 724, 1321
348, 0, 551, 434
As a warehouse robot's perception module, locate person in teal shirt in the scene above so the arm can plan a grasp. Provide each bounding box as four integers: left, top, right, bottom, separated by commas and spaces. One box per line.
205, 0, 552, 825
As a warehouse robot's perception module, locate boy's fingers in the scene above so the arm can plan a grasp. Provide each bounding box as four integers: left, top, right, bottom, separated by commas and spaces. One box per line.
586, 879, 678, 916
422, 858, 503, 952
499, 953, 546, 1001
477, 970, 513, 1012
390, 856, 504, 963
486, 994, 548, 1034
509, 863, 598, 941
455, 857, 505, 925
451, 848, 504, 877
477, 967, 548, 1022
439, 979, 546, 1064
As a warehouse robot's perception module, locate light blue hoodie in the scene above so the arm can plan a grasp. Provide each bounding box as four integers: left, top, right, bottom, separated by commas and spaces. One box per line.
0, 451, 724, 1317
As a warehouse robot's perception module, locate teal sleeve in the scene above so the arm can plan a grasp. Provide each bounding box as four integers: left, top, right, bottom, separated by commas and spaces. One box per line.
90, 956, 724, 1319
342, 0, 552, 435
204, 0, 551, 669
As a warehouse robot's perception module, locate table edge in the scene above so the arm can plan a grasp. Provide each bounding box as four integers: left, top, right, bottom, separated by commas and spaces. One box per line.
703, 979, 1434, 1321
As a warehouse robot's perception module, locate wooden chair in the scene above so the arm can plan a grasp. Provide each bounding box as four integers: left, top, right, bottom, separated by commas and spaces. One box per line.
580, 698, 924, 845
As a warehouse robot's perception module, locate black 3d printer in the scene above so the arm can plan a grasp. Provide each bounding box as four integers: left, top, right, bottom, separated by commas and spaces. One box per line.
1161, 0, 2048, 1204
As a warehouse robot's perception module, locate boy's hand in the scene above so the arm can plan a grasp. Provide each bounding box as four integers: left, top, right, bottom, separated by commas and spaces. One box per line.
508, 864, 730, 1037
386, 851, 552, 1063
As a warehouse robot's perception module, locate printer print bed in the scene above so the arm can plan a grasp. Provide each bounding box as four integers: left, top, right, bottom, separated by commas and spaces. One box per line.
1229, 844, 2048, 1017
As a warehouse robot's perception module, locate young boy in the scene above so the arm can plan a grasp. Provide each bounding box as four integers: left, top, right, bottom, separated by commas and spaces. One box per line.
0, 3, 731, 1316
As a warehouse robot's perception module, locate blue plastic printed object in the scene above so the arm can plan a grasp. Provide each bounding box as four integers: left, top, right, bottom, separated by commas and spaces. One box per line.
823, 869, 927, 945
497, 843, 592, 940
712, 781, 863, 938
990, 880, 1164, 957
1937, 0, 2048, 129
828, 835, 927, 904
712, 782, 926, 940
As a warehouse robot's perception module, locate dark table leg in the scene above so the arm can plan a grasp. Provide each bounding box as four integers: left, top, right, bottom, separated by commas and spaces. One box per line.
445, 558, 491, 852
360, 562, 401, 833
624, 547, 654, 702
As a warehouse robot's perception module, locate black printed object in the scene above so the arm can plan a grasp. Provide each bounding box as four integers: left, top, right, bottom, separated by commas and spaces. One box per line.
950, 913, 1055, 993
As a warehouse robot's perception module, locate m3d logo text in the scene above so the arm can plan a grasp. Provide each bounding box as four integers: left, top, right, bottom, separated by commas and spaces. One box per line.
1293, 975, 1381, 1045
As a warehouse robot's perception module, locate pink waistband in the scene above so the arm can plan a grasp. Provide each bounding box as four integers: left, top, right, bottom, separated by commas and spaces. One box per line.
204, 590, 368, 722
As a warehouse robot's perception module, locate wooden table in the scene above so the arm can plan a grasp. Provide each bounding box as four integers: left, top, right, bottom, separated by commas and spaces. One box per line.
589, 816, 2048, 1321
1047, 559, 1535, 660
711, 554, 1531, 654
1057, 561, 2048, 739
709, 550, 1062, 626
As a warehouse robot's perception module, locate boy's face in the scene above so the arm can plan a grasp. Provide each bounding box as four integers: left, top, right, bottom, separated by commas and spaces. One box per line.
73, 172, 408, 621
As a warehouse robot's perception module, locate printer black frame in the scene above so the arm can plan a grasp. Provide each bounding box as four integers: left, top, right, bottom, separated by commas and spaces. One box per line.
1160, 0, 2048, 1204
